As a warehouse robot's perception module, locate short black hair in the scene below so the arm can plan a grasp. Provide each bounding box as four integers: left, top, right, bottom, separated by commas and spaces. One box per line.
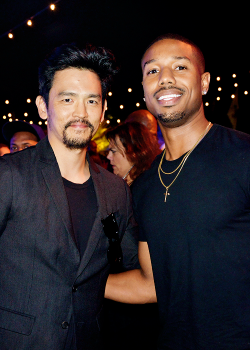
38, 43, 119, 107
142, 33, 205, 73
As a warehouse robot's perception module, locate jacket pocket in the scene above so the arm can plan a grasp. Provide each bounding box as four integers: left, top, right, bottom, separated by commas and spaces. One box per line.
0, 306, 35, 335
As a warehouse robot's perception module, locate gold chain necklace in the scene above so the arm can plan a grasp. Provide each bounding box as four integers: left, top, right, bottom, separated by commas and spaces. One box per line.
158, 122, 211, 202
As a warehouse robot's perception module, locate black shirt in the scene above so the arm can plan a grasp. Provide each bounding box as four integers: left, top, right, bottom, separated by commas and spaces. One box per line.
132, 124, 250, 350
63, 176, 98, 259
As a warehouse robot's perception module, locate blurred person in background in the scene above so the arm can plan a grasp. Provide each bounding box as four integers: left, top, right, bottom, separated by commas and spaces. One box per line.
0, 143, 10, 156
2, 120, 45, 153
106, 121, 160, 187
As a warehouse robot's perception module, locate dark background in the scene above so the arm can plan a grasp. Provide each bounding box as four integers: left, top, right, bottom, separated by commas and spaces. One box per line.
0, 0, 248, 144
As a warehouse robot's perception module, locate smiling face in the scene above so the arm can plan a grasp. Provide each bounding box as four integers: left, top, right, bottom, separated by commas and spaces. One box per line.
36, 67, 106, 150
142, 39, 210, 128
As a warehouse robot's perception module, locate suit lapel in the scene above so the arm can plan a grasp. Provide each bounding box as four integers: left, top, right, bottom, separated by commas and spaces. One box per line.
37, 138, 79, 257
76, 156, 109, 278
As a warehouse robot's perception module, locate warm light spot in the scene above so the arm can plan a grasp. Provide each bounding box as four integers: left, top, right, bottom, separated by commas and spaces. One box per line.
108, 92, 112, 96
27, 98, 31, 103
117, 119, 121, 123
231, 94, 235, 99
216, 77, 221, 81
24, 112, 28, 117
8, 33, 14, 39
8, 113, 12, 117
106, 120, 110, 124
218, 87, 222, 91
136, 102, 140, 107
244, 91, 248, 95
27, 20, 32, 26
50, 4, 56, 10
29, 121, 33, 124
128, 88, 132, 92
119, 105, 124, 109
234, 83, 238, 87
205, 102, 209, 106
38, 121, 42, 125
3, 115, 7, 119
216, 97, 220, 101
232, 74, 236, 78
5, 100, 9, 104
9, 118, 13, 122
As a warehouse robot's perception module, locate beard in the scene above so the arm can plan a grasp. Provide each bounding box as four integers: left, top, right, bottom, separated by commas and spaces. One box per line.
62, 118, 95, 150
156, 111, 186, 128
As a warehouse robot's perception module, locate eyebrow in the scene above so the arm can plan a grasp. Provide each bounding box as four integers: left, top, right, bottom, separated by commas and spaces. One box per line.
143, 56, 191, 69
57, 91, 102, 100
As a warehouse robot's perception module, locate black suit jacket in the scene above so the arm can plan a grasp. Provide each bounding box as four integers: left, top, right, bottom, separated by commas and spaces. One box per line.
0, 137, 138, 350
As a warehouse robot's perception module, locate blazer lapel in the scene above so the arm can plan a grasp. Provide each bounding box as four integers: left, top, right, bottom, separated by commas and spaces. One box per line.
75, 156, 109, 278
37, 138, 79, 257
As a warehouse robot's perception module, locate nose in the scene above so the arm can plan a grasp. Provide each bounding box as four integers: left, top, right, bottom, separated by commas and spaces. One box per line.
73, 100, 87, 118
159, 67, 176, 86
107, 150, 112, 160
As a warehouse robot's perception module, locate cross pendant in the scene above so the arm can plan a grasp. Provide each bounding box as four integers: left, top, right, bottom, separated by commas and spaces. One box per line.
164, 189, 170, 202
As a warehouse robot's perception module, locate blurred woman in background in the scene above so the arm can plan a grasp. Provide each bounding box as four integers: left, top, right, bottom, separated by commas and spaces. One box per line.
106, 121, 160, 187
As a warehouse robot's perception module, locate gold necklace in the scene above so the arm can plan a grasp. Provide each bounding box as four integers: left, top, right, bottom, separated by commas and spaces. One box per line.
158, 122, 211, 202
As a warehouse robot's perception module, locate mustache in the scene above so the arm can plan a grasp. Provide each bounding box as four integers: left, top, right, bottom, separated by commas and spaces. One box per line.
64, 118, 94, 131
153, 86, 185, 98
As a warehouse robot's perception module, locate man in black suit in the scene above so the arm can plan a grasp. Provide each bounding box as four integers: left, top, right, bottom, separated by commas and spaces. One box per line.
0, 44, 138, 350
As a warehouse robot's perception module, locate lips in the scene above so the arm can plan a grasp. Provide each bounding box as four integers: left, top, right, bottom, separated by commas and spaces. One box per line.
155, 88, 184, 106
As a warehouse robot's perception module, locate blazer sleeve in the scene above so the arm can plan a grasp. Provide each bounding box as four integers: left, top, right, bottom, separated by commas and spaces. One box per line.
0, 157, 13, 237
120, 182, 140, 271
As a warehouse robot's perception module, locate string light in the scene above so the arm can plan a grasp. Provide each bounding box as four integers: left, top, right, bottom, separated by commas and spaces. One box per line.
232, 74, 236, 78
216, 77, 221, 81
38, 121, 42, 125
24, 112, 28, 117
231, 94, 235, 99
136, 102, 140, 107
29, 121, 33, 124
27, 98, 31, 103
218, 87, 222, 91
9, 118, 13, 122
106, 120, 110, 124
244, 91, 248, 95
3, 115, 7, 119
234, 83, 238, 87
205, 102, 209, 106
8, 113, 12, 117
117, 119, 121, 123
216, 97, 221, 101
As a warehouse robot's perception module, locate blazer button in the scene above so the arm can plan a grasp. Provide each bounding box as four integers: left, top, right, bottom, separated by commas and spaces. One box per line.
61, 321, 69, 329
72, 286, 78, 292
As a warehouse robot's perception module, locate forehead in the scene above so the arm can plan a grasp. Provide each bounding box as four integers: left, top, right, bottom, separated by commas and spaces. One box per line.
11, 131, 38, 144
51, 68, 102, 90
142, 39, 196, 69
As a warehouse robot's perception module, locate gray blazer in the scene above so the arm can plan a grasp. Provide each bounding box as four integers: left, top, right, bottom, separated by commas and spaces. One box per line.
0, 137, 138, 350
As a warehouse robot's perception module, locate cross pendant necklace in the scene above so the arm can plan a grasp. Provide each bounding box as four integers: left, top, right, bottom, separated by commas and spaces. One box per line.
164, 189, 170, 202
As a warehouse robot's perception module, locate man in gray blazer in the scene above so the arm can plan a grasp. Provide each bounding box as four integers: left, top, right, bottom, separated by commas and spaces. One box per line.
0, 44, 138, 350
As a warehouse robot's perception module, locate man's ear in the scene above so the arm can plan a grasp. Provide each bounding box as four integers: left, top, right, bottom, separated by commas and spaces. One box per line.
100, 99, 107, 123
36, 96, 48, 120
201, 72, 211, 95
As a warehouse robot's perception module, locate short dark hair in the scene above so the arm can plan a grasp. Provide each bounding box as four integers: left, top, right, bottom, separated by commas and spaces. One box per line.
142, 33, 205, 73
106, 122, 161, 181
38, 43, 119, 107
